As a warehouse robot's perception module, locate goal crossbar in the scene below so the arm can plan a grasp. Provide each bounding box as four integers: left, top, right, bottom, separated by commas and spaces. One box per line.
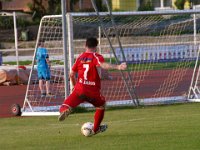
22, 9, 200, 116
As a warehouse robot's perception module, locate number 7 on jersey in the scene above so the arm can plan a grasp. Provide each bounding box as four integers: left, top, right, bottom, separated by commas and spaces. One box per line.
83, 64, 89, 80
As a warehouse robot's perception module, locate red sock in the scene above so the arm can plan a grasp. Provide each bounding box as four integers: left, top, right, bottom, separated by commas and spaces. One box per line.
93, 108, 105, 132
59, 104, 70, 113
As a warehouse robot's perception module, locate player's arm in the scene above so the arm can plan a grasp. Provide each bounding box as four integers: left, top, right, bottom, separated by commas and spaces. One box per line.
69, 70, 76, 88
46, 58, 51, 68
100, 62, 127, 70
45, 52, 51, 68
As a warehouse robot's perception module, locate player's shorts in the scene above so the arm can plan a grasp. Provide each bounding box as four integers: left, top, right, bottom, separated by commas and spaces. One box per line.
65, 89, 105, 108
37, 69, 50, 81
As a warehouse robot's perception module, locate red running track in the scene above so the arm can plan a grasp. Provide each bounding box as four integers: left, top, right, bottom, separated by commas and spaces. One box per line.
0, 85, 26, 117
0, 69, 193, 118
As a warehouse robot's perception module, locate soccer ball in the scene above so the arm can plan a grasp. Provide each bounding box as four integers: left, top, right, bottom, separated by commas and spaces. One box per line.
81, 122, 94, 137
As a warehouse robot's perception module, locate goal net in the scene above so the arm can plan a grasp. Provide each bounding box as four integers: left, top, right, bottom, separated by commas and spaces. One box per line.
22, 16, 65, 116
22, 10, 200, 116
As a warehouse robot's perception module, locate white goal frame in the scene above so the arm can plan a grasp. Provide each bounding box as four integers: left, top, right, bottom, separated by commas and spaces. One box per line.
22, 9, 200, 116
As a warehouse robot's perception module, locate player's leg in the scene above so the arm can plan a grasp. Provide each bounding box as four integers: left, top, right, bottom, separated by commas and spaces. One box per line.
45, 80, 51, 95
38, 70, 46, 96
58, 90, 83, 121
38, 75, 46, 97
93, 106, 107, 134
91, 94, 107, 134
44, 70, 52, 96
39, 79, 46, 97
58, 104, 72, 121
75, 92, 107, 134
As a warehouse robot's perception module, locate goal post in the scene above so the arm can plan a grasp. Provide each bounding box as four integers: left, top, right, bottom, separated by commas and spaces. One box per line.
188, 45, 200, 102
22, 9, 200, 116
21, 15, 67, 116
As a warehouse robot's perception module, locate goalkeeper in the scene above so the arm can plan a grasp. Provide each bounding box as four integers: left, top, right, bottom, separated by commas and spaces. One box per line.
36, 41, 52, 97
58, 37, 127, 135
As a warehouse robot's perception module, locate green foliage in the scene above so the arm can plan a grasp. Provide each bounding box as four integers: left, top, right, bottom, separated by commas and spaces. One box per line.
104, 57, 195, 72
126, 61, 192, 72
3, 60, 32, 65
69, 0, 80, 11
192, 0, 199, 5
0, 16, 31, 29
17, 18, 31, 29
138, 0, 154, 11
95, 0, 108, 12
77, 8, 94, 12
3, 59, 195, 72
0, 16, 13, 29
28, 0, 46, 20
27, 0, 63, 19
169, 14, 191, 20
76, 0, 107, 12
175, 0, 186, 10
47, 0, 61, 15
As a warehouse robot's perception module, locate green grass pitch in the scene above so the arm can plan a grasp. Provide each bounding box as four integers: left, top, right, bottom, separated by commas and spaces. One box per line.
1, 103, 200, 150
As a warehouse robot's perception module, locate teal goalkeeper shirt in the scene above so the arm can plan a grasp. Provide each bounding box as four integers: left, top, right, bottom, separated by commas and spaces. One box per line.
36, 47, 49, 71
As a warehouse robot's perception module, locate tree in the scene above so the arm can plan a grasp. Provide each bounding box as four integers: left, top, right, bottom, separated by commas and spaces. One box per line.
69, 0, 105, 12
28, 0, 46, 19
175, 0, 186, 10
191, 0, 199, 5
48, 0, 61, 14
138, 0, 154, 11
69, 0, 79, 12
95, 0, 103, 11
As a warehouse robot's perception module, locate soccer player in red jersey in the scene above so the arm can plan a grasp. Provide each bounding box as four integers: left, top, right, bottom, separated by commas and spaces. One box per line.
58, 37, 127, 135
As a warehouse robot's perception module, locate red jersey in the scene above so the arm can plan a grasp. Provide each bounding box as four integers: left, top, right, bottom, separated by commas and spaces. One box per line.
72, 52, 105, 94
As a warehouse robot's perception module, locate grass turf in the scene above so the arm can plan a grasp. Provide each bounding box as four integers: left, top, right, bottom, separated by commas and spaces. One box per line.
0, 103, 200, 150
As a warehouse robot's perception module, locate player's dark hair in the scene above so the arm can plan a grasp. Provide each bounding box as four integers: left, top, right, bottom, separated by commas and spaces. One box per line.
86, 37, 98, 48
38, 39, 45, 46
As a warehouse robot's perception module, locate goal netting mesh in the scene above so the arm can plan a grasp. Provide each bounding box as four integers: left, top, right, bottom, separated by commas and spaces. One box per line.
22, 16, 65, 115
22, 10, 200, 115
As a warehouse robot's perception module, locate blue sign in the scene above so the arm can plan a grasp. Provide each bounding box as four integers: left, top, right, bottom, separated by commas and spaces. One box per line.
115, 44, 198, 63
